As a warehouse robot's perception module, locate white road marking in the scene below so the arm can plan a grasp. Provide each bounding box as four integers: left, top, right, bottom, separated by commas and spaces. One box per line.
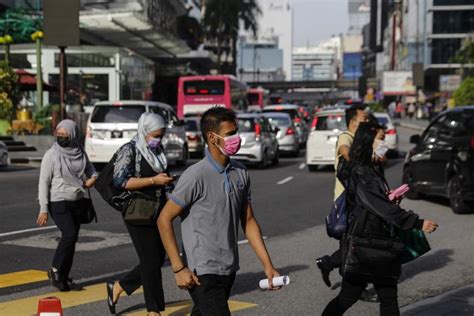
238, 236, 267, 245
277, 176, 294, 185
299, 163, 306, 170
0, 225, 57, 238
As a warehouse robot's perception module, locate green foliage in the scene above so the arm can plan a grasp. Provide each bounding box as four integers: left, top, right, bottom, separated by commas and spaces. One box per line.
0, 8, 42, 43
453, 77, 474, 106
368, 101, 385, 113
0, 61, 20, 121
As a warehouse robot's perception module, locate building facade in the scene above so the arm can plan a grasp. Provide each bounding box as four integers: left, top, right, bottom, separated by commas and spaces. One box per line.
292, 38, 340, 81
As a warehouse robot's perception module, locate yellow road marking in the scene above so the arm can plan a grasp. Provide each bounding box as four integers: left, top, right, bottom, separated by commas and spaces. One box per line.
0, 270, 48, 289
0, 282, 142, 316
126, 300, 257, 315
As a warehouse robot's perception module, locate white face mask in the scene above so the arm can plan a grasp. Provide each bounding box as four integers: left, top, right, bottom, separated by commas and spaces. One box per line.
373, 139, 389, 158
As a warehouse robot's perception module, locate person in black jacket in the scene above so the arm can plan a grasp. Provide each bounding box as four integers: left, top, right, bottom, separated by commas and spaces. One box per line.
322, 122, 438, 316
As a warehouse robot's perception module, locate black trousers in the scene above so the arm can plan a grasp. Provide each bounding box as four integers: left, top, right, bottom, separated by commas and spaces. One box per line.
49, 200, 84, 279
189, 273, 236, 316
329, 249, 342, 270
119, 222, 166, 313
322, 277, 399, 316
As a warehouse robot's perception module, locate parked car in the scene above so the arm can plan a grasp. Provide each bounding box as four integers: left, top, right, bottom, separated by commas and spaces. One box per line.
0, 141, 9, 168
306, 108, 346, 171
85, 101, 188, 166
373, 112, 398, 153
403, 106, 474, 214
232, 113, 279, 167
262, 104, 308, 146
261, 112, 299, 157
184, 116, 204, 158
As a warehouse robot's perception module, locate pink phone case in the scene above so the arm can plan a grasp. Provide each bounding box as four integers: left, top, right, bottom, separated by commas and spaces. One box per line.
389, 184, 410, 201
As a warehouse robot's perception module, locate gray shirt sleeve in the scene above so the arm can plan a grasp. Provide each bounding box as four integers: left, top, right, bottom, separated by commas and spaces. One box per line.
38, 150, 54, 213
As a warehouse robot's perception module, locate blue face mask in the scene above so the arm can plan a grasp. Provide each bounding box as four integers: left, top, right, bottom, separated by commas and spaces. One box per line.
147, 137, 161, 149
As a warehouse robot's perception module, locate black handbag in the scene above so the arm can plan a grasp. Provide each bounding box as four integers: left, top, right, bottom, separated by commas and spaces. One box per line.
81, 189, 97, 224
123, 189, 167, 226
341, 208, 405, 280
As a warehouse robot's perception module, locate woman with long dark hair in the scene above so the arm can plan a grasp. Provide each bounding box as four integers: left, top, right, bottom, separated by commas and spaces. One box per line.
322, 122, 438, 316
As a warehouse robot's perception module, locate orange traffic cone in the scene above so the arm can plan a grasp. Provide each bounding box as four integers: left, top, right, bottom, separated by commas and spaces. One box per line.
37, 296, 63, 316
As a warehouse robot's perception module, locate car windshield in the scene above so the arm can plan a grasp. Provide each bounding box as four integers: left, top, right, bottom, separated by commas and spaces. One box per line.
248, 93, 260, 105
91, 105, 146, 123
263, 108, 298, 119
237, 118, 256, 132
316, 115, 346, 130
184, 80, 225, 95
265, 116, 291, 127
185, 120, 199, 132
376, 116, 390, 125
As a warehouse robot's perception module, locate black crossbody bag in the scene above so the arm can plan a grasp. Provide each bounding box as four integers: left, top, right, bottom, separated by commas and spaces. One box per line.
81, 189, 97, 224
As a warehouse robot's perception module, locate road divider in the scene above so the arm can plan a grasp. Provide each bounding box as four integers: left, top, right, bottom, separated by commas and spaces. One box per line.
277, 177, 293, 185
299, 163, 306, 170
0, 270, 48, 289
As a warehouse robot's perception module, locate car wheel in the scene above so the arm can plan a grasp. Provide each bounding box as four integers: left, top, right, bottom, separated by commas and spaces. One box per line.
449, 174, 472, 214
308, 164, 318, 172
176, 146, 188, 167
402, 167, 420, 199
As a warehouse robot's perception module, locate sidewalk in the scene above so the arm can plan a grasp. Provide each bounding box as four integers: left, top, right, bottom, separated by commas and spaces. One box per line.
397, 118, 430, 132
401, 283, 474, 315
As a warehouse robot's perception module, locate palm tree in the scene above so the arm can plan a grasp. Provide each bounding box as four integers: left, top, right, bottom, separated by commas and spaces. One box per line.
202, 0, 261, 75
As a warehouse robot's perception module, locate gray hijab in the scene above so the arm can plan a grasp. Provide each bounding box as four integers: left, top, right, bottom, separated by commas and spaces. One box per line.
52, 119, 87, 192
133, 112, 168, 173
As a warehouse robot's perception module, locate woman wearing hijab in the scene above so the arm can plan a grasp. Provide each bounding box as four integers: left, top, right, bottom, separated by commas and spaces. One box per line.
107, 112, 174, 316
37, 119, 98, 291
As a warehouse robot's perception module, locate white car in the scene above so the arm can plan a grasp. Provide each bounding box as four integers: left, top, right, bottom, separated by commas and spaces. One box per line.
373, 112, 398, 152
0, 141, 9, 168
262, 104, 308, 145
85, 101, 188, 166
306, 109, 346, 171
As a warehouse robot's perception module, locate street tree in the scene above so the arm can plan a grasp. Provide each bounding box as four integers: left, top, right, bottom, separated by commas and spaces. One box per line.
453, 77, 474, 106
451, 38, 474, 78
202, 0, 261, 74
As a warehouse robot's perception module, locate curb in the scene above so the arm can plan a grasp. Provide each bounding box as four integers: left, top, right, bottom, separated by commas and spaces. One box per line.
10, 157, 43, 164
399, 122, 426, 132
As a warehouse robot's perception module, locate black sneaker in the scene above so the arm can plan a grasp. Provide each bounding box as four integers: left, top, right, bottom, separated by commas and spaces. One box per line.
315, 256, 332, 288
66, 278, 83, 291
47, 267, 69, 292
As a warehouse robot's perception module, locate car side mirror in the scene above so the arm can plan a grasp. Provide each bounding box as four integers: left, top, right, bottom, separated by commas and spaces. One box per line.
410, 134, 421, 144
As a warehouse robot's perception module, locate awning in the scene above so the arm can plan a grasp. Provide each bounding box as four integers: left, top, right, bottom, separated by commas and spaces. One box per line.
16, 69, 57, 92
79, 11, 190, 58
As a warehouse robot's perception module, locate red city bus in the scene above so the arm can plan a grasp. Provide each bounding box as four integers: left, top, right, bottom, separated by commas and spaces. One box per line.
177, 75, 248, 118
247, 88, 268, 109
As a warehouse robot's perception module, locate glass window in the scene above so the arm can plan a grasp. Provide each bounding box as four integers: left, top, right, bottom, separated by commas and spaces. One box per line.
316, 115, 346, 131
150, 107, 169, 124
184, 119, 199, 131
54, 53, 115, 68
421, 115, 446, 144
376, 116, 390, 125
247, 93, 260, 105
262, 108, 299, 119
48, 73, 108, 106
433, 11, 474, 34
90, 105, 146, 123
0, 53, 31, 68
184, 80, 225, 95
237, 118, 256, 133
431, 39, 462, 64
434, 0, 473, 5
265, 116, 291, 127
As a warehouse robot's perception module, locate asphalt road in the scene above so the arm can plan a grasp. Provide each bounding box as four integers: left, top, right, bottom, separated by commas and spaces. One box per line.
0, 127, 473, 315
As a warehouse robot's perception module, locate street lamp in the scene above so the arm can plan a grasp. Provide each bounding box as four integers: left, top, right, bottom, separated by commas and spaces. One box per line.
0, 34, 13, 65
31, 30, 44, 109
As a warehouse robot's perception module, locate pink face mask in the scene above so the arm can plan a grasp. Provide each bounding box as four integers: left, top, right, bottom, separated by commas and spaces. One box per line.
213, 133, 241, 156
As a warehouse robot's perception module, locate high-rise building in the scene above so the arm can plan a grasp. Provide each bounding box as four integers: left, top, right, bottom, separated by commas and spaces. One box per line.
348, 0, 371, 35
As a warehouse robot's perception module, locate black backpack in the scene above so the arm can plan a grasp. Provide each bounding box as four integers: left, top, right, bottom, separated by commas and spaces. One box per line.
95, 145, 135, 212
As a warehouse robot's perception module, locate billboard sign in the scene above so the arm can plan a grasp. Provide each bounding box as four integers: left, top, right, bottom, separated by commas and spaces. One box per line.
439, 75, 461, 92
382, 71, 416, 96
343, 52, 363, 80
43, 0, 80, 46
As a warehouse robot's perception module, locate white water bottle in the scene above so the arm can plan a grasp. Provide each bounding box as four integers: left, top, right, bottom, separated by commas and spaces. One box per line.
259, 275, 290, 290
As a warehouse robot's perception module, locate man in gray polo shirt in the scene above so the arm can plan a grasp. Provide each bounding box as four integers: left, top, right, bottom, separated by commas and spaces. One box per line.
158, 107, 280, 315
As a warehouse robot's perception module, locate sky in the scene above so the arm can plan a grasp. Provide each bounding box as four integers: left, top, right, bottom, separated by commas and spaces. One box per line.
292, 0, 349, 47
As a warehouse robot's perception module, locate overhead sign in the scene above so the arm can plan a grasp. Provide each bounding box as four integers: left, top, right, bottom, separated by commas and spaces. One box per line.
382, 71, 416, 96
43, 0, 80, 46
439, 75, 461, 92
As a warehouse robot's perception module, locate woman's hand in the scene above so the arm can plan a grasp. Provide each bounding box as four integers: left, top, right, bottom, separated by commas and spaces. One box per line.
264, 266, 281, 290
36, 212, 48, 227
152, 173, 174, 186
84, 176, 97, 188
422, 220, 439, 233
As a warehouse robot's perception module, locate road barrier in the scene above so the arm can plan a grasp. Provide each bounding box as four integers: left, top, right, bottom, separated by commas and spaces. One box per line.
37, 296, 63, 316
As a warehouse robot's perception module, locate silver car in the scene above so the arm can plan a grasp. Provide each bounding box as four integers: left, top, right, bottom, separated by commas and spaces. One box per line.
262, 104, 308, 146
232, 113, 279, 167
184, 116, 205, 158
261, 112, 300, 157
0, 141, 9, 168
85, 101, 188, 166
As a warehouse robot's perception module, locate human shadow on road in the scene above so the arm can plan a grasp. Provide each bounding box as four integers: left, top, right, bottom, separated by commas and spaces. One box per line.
231, 264, 309, 296
402, 285, 474, 316
399, 248, 454, 282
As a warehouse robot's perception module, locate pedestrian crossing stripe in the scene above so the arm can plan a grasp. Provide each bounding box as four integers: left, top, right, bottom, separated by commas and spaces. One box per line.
0, 270, 48, 289
0, 281, 257, 315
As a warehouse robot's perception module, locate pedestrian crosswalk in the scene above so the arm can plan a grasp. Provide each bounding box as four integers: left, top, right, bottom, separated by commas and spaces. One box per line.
0, 270, 258, 315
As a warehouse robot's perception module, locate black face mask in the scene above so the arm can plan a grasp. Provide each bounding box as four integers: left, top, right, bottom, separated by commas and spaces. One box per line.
57, 136, 72, 148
